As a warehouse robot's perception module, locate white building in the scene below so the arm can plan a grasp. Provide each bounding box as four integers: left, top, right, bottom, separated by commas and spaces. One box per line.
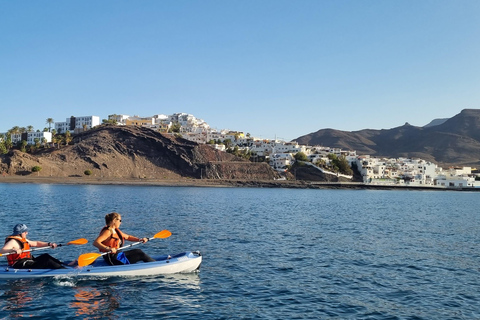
108, 114, 130, 125
435, 176, 480, 188
55, 116, 101, 134
11, 131, 52, 145
249, 140, 276, 157
355, 156, 442, 186
182, 132, 208, 144
168, 113, 210, 133
270, 153, 295, 171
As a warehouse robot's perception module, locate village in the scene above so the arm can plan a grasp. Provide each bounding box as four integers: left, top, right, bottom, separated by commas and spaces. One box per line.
2, 113, 479, 189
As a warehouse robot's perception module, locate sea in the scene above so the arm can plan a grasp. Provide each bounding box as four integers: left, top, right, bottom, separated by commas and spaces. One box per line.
0, 183, 479, 319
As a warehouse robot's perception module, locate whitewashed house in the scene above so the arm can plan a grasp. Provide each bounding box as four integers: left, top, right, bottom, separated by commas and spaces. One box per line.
108, 114, 130, 125
270, 153, 295, 171
182, 132, 208, 144
435, 176, 480, 188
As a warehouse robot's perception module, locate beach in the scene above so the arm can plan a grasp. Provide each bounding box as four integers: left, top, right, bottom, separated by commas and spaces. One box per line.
1, 174, 475, 191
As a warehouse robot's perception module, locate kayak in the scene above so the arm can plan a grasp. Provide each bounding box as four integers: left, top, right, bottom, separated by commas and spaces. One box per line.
0, 251, 202, 279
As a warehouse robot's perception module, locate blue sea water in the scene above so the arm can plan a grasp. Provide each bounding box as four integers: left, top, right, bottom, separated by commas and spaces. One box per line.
0, 183, 480, 319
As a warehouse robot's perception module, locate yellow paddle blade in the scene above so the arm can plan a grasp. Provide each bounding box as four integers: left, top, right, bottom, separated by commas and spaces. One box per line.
78, 252, 102, 267
67, 238, 88, 245
154, 230, 172, 239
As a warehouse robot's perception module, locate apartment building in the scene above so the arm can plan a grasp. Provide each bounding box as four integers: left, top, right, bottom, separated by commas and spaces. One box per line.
11, 131, 52, 145
55, 116, 101, 134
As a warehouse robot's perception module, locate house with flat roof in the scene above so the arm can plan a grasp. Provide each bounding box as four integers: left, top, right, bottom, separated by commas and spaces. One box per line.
55, 116, 100, 134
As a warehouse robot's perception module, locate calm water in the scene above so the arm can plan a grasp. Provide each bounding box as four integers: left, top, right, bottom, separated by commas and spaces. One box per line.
0, 184, 479, 319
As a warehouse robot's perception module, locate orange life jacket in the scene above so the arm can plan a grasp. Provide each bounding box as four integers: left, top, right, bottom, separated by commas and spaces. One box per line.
5, 236, 32, 266
99, 227, 125, 252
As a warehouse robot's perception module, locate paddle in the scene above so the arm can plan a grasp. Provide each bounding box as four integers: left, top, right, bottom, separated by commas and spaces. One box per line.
0, 238, 88, 257
78, 229, 172, 267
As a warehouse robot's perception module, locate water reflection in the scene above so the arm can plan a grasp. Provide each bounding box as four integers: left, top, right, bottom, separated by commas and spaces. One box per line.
71, 286, 119, 319
162, 273, 201, 290
1, 280, 41, 318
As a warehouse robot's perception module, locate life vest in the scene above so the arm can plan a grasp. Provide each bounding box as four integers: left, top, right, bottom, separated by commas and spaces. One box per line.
99, 227, 125, 252
5, 236, 31, 266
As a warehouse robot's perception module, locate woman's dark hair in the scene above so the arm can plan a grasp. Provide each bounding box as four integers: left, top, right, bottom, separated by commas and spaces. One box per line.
105, 212, 121, 225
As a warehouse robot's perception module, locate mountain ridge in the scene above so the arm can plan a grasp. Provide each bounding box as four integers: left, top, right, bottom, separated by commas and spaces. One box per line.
293, 109, 480, 167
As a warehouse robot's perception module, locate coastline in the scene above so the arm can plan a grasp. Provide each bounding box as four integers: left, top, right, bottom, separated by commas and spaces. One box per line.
1, 175, 478, 191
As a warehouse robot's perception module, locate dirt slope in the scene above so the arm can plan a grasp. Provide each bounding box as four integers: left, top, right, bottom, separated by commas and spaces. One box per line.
0, 125, 280, 181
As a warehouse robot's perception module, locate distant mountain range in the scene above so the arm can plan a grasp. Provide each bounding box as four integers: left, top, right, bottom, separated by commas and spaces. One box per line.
293, 109, 480, 168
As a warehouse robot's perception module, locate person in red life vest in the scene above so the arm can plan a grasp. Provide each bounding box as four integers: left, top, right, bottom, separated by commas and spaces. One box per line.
93, 212, 156, 265
0, 224, 66, 269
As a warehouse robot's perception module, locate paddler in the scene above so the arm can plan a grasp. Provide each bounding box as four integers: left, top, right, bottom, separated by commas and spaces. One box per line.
93, 212, 155, 265
0, 223, 66, 269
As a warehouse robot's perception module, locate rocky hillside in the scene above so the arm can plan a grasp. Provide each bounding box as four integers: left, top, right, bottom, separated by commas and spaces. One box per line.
0, 125, 280, 181
294, 109, 480, 167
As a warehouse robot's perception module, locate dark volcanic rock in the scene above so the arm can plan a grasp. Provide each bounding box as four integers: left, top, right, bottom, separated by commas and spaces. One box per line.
0, 125, 280, 181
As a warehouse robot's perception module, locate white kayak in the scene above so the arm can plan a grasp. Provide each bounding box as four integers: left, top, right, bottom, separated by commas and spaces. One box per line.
0, 251, 202, 279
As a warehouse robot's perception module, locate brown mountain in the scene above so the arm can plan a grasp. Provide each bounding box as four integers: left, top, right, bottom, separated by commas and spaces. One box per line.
293, 109, 480, 168
0, 125, 280, 181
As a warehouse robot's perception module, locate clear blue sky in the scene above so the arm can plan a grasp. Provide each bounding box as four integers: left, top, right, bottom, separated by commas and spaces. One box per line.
1, 1, 479, 141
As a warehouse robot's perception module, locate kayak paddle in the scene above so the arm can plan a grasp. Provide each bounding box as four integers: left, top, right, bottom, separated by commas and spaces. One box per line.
0, 238, 88, 257
77, 229, 172, 267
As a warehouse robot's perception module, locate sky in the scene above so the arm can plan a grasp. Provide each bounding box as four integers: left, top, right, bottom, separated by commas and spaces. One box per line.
1, 1, 479, 141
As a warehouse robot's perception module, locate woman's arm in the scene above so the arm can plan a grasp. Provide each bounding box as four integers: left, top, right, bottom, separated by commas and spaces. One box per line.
28, 240, 57, 248
124, 233, 148, 243
93, 229, 112, 250
0, 239, 22, 254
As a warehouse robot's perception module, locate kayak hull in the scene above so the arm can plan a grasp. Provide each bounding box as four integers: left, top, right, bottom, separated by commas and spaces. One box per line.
0, 251, 202, 279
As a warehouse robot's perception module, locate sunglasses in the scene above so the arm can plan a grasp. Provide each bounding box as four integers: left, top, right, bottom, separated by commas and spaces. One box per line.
116, 219, 122, 222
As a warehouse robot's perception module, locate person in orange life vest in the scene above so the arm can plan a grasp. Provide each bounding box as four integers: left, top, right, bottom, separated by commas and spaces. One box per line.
93, 212, 156, 265
0, 224, 66, 269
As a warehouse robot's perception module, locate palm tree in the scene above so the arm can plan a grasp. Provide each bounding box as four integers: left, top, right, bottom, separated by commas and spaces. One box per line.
46, 118, 54, 132
10, 126, 20, 135
52, 134, 60, 148
27, 125, 34, 132
4, 135, 13, 150
0, 141, 7, 154
20, 140, 27, 152
8, 127, 20, 145
64, 130, 72, 145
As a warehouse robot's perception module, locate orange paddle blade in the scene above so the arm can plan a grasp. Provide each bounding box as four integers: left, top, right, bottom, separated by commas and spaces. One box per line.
67, 238, 88, 245
154, 230, 172, 239
78, 252, 102, 267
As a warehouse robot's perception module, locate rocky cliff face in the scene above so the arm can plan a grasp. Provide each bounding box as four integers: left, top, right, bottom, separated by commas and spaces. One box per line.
0, 125, 280, 181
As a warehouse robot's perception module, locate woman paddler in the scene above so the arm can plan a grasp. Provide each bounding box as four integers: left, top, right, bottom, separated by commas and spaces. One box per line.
93, 212, 155, 265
